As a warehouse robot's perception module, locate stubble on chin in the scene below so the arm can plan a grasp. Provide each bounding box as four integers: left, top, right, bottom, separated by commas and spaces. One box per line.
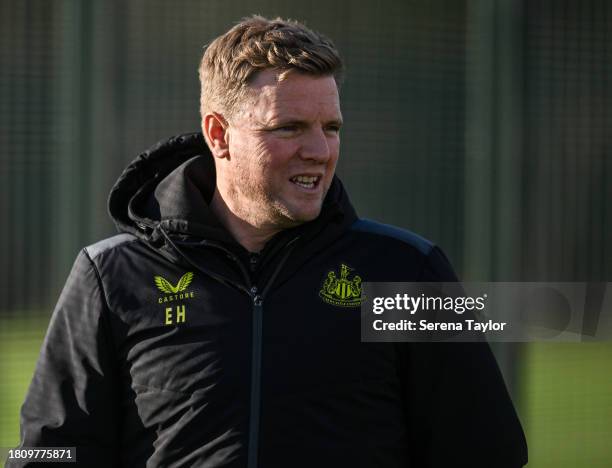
225, 165, 328, 230
223, 175, 278, 228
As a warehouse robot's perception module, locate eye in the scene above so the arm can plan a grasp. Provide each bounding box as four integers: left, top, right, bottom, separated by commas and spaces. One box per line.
276, 125, 298, 132
268, 125, 300, 137
325, 124, 342, 134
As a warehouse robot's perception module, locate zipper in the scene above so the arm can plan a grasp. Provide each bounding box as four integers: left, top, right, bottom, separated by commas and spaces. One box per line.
248, 286, 263, 468
245, 238, 298, 468
159, 228, 299, 468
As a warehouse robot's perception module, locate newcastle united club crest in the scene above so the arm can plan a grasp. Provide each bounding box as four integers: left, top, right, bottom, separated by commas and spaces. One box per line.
319, 263, 364, 307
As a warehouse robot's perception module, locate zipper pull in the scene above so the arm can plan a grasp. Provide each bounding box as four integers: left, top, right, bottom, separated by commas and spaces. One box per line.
250, 286, 263, 306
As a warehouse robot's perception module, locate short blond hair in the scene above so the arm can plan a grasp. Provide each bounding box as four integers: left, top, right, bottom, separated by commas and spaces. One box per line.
199, 15, 344, 119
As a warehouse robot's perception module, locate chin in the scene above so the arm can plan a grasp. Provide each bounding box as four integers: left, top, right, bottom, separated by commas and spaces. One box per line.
277, 206, 322, 225
291, 208, 322, 223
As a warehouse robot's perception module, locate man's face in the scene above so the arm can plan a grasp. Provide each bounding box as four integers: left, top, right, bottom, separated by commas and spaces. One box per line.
221, 69, 342, 230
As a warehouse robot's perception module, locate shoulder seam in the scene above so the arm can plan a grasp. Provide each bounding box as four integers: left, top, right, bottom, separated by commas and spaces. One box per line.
350, 218, 434, 255
85, 233, 139, 260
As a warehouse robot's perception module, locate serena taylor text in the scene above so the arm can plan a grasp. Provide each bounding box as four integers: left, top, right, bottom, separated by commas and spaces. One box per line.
372, 319, 507, 332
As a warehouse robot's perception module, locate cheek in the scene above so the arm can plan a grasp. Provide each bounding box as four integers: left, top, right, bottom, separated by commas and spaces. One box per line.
230, 137, 268, 172
252, 140, 275, 164
258, 140, 296, 171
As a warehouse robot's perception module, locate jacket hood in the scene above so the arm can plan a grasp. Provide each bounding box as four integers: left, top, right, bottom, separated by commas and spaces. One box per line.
108, 132, 358, 254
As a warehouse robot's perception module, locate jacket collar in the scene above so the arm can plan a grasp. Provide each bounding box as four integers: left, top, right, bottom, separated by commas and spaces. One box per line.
108, 132, 358, 261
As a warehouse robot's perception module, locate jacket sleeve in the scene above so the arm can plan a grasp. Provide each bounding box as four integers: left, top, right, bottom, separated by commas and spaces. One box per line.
400, 246, 528, 468
7, 250, 120, 467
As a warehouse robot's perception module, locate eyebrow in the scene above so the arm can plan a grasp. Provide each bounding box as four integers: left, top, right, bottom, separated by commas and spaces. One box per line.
264, 117, 344, 127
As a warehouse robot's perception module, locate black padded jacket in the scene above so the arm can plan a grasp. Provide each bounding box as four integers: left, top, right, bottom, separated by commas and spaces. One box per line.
11, 133, 528, 467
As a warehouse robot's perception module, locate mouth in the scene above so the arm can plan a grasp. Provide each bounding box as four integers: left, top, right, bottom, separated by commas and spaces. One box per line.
289, 174, 321, 190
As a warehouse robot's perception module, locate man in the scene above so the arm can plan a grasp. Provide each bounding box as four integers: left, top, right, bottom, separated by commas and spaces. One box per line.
11, 16, 527, 467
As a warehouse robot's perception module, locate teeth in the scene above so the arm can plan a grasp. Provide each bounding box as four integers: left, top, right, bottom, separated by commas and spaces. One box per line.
291, 175, 319, 188
292, 175, 318, 183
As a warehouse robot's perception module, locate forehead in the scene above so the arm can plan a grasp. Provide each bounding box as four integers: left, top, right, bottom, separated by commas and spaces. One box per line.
241, 69, 341, 121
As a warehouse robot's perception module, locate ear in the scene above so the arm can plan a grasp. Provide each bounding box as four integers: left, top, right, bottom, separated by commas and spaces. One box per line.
202, 112, 230, 159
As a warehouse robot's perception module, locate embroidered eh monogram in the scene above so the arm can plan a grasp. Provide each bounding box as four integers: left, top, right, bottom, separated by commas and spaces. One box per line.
154, 273, 196, 325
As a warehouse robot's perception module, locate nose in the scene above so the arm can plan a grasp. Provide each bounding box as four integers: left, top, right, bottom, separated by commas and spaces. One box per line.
298, 127, 332, 163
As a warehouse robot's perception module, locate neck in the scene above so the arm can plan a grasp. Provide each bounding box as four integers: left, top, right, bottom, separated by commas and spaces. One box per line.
210, 189, 280, 253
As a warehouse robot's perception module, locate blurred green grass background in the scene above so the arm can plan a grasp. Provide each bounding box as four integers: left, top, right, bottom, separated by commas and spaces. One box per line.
2, 315, 611, 467
0, 316, 48, 453
522, 343, 612, 467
